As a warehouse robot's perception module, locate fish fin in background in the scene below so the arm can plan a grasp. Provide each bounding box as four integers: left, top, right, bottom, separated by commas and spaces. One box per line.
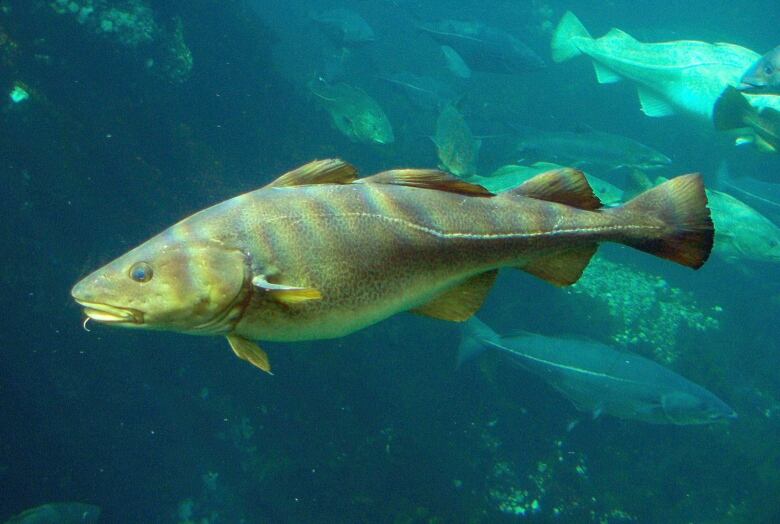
713, 86, 751, 131
519, 244, 598, 286
753, 134, 777, 153
712, 86, 780, 152
457, 316, 501, 367
608, 174, 714, 268
637, 87, 676, 117
413, 270, 498, 322
592, 405, 604, 419
512, 168, 602, 210
363, 169, 494, 196
252, 275, 323, 303
265, 158, 358, 188
593, 62, 622, 84
550, 11, 590, 63
227, 334, 273, 374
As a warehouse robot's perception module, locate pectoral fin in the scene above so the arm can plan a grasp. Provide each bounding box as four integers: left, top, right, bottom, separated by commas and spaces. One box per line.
252, 275, 323, 304
592, 62, 621, 84
227, 334, 273, 374
637, 88, 675, 117
412, 270, 498, 321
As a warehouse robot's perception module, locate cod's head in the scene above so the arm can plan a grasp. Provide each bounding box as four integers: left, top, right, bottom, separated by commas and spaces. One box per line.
741, 45, 780, 90
661, 391, 738, 425
72, 235, 250, 335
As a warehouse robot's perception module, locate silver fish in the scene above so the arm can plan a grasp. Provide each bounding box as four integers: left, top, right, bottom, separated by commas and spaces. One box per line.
459, 317, 736, 425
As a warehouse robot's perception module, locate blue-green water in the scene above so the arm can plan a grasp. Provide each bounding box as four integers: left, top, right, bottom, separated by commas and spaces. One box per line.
2, 1, 780, 522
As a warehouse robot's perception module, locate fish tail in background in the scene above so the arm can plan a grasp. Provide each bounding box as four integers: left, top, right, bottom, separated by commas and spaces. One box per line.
607, 174, 714, 269
457, 317, 500, 367
551, 11, 591, 63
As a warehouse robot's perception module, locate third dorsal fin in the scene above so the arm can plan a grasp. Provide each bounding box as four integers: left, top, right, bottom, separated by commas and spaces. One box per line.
361, 169, 494, 197
511, 168, 602, 210
266, 159, 358, 188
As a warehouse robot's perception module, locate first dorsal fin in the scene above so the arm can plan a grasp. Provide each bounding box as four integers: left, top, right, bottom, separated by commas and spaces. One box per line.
412, 270, 498, 321
266, 159, 358, 188
361, 169, 494, 197
511, 168, 602, 210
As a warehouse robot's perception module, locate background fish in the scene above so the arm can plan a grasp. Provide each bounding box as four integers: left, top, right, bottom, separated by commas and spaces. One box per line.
741, 45, 780, 92
551, 11, 764, 121
311, 8, 375, 46
420, 19, 545, 74
71, 160, 713, 374
379, 72, 458, 110
440, 45, 472, 79
433, 104, 480, 176
459, 317, 737, 425
308, 79, 394, 145
4, 502, 101, 524
515, 128, 671, 172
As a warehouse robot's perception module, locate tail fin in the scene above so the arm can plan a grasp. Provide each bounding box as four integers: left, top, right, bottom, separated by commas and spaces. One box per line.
713, 86, 750, 131
610, 174, 714, 269
551, 11, 591, 63
457, 317, 500, 367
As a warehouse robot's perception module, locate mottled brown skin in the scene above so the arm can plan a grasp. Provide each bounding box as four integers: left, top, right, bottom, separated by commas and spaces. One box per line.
178, 181, 658, 341
72, 162, 711, 357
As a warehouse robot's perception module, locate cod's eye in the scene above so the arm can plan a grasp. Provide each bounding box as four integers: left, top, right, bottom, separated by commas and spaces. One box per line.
129, 262, 153, 282
765, 64, 774, 75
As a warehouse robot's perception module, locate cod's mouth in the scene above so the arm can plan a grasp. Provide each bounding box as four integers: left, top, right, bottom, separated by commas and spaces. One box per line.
76, 300, 144, 325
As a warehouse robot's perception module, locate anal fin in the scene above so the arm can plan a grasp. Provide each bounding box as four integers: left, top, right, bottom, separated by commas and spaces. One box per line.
519, 245, 598, 286
511, 168, 602, 210
227, 334, 273, 374
412, 270, 498, 321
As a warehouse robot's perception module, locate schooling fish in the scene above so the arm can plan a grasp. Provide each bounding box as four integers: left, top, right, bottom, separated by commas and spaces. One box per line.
72, 160, 713, 374
551, 11, 764, 122
459, 317, 737, 425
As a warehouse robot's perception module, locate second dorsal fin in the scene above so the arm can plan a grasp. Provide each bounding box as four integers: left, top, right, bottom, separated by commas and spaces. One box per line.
266, 159, 358, 188
511, 168, 602, 210
361, 169, 494, 196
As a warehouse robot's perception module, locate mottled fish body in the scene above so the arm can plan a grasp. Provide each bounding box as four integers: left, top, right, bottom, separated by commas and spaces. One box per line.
309, 79, 394, 145
433, 104, 480, 177
551, 11, 764, 121
72, 160, 713, 373
460, 317, 736, 425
